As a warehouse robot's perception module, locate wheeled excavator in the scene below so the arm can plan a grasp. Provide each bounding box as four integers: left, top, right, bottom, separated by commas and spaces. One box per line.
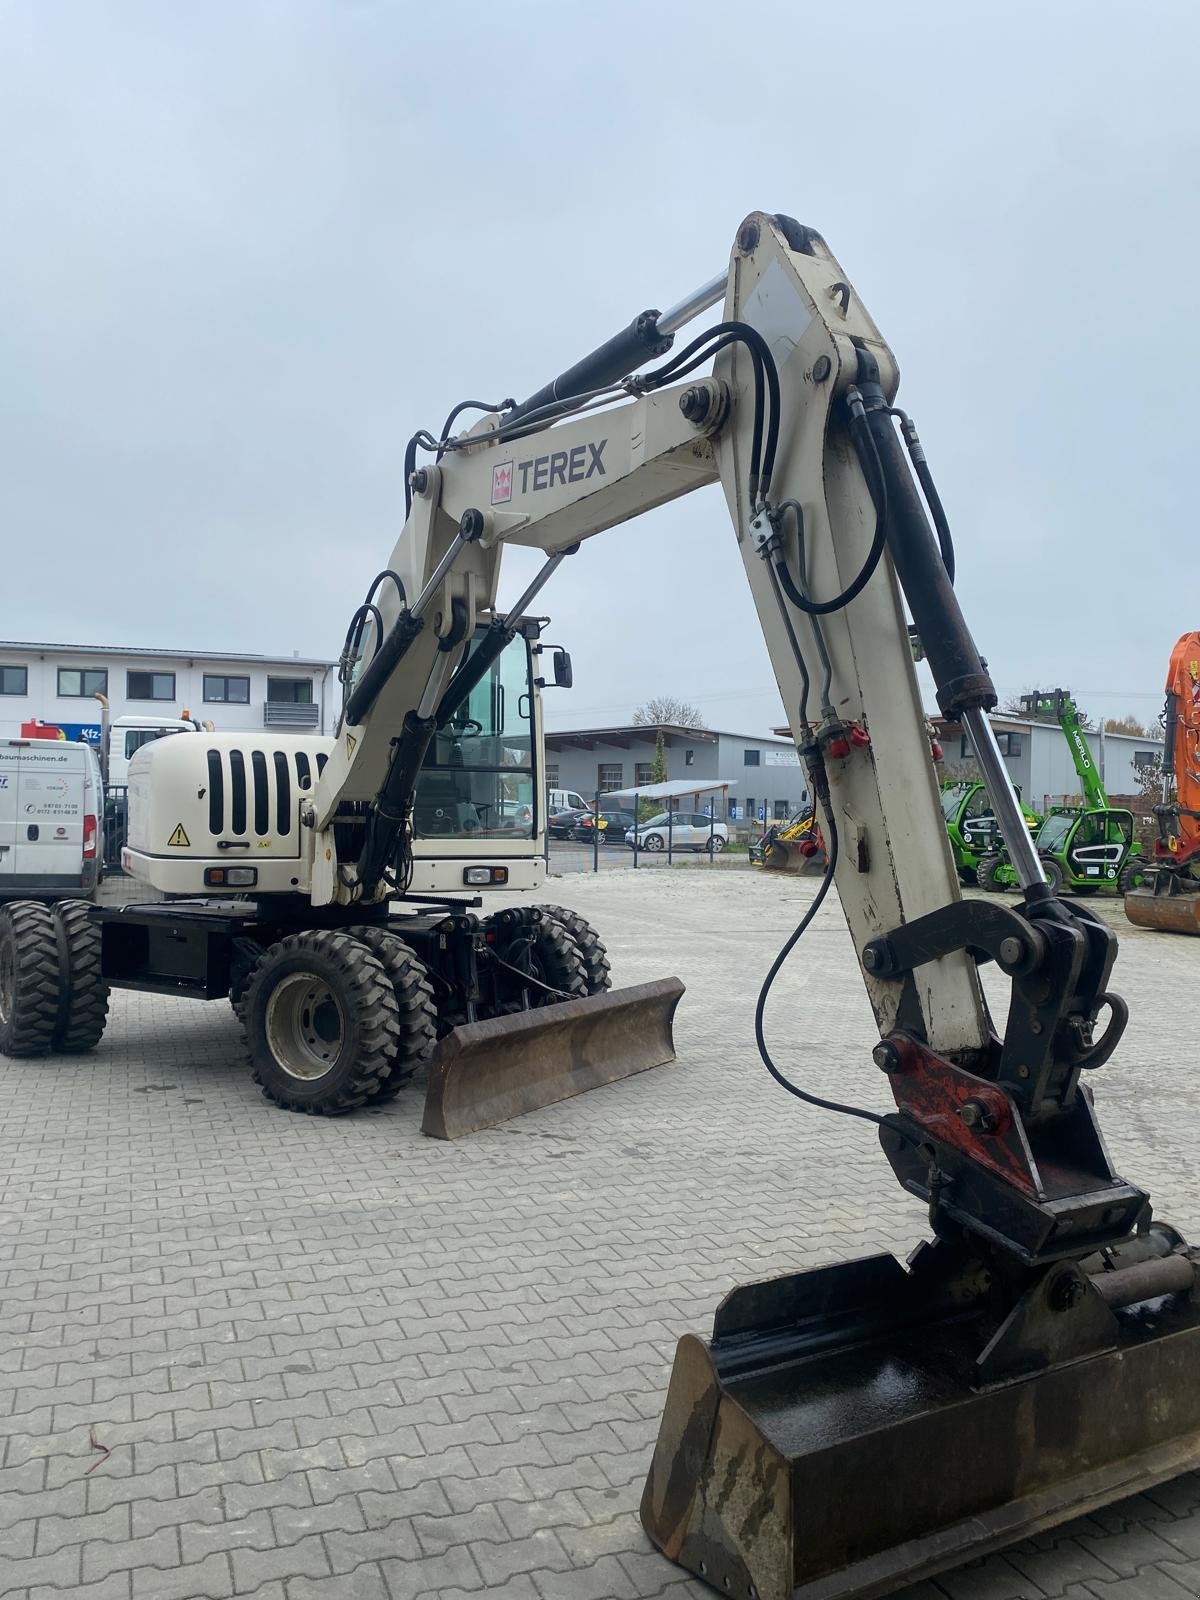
1126, 630, 1200, 932
3, 213, 1200, 1598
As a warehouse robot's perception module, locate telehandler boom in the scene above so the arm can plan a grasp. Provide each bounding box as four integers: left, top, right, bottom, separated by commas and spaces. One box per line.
2, 213, 1199, 1598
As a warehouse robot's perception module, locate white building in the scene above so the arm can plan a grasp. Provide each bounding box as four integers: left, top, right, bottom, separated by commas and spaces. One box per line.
0, 640, 336, 742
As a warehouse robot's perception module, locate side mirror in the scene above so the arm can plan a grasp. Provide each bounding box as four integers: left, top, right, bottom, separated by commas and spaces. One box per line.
552, 649, 573, 689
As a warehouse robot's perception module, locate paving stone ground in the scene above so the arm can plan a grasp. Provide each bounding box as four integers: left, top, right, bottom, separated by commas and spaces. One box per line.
3, 868, 1200, 1600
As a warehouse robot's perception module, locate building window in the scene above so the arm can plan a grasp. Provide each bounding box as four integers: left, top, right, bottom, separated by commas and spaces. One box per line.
684, 749, 695, 767
746, 797, 756, 821
996, 732, 1022, 757
598, 763, 623, 793
774, 800, 790, 820
203, 674, 251, 704
268, 678, 313, 704
0, 666, 27, 695
634, 762, 655, 786
58, 667, 108, 698
544, 764, 560, 788
1133, 749, 1158, 769
744, 749, 761, 766
127, 670, 176, 701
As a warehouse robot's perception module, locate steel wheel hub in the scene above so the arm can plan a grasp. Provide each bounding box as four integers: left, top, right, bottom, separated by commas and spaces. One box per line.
265, 972, 345, 1080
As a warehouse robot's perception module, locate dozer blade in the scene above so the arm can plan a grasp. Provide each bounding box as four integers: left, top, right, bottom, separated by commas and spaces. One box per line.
641, 1250, 1200, 1600
421, 976, 684, 1139
1125, 886, 1200, 935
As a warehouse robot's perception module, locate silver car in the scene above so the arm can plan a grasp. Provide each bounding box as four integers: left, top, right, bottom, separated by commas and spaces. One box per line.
624, 811, 728, 853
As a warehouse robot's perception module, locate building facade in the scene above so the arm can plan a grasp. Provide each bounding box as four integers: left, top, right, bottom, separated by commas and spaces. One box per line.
0, 640, 337, 741
543, 724, 807, 822
933, 713, 1162, 808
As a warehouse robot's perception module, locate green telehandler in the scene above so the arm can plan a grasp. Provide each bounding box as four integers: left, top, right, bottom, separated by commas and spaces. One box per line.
977, 689, 1146, 895
941, 778, 1041, 883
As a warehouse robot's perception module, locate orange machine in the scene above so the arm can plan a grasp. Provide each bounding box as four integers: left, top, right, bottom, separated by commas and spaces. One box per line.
1125, 631, 1200, 933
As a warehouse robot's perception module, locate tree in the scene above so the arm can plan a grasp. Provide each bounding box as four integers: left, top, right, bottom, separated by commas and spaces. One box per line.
649, 731, 668, 784
1104, 714, 1154, 738
631, 696, 706, 729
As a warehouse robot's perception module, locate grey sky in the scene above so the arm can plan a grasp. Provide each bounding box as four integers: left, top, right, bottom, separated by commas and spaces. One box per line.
3, 1, 1197, 736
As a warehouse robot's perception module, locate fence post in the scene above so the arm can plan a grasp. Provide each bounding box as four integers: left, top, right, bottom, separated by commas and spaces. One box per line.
709, 801, 715, 860
667, 805, 673, 864
633, 792, 639, 868
593, 789, 600, 874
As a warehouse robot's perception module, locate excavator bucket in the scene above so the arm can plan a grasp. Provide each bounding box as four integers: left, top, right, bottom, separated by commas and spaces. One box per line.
421, 977, 685, 1139
1125, 886, 1200, 935
641, 1246, 1200, 1600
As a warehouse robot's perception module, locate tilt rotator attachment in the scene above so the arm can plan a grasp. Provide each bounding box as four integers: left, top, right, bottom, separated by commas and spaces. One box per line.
641, 890, 1200, 1600
643, 345, 1200, 1599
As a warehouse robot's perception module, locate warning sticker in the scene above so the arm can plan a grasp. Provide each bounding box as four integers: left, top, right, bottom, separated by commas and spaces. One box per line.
167, 823, 191, 847
346, 734, 357, 757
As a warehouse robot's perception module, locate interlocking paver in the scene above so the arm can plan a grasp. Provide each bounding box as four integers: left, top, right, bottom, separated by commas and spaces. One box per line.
3, 873, 1200, 1600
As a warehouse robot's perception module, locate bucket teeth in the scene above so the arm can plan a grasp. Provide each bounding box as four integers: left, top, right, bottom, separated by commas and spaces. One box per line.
421, 977, 684, 1139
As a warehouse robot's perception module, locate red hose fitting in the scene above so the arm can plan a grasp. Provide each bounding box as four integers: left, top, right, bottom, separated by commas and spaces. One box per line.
849, 725, 871, 748
798, 839, 821, 858
826, 736, 850, 759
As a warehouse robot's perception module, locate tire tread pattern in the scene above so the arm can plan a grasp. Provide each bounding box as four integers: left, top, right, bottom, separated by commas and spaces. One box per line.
0, 901, 63, 1058
533, 905, 612, 996
345, 926, 438, 1103
52, 900, 110, 1053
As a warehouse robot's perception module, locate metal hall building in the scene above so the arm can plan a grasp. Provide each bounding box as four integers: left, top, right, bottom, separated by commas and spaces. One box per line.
543, 723, 807, 821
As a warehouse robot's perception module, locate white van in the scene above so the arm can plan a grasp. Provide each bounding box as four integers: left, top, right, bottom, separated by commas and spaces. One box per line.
0, 740, 105, 901
548, 787, 591, 815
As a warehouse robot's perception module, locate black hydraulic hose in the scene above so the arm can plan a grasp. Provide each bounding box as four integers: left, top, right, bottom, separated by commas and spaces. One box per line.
888, 408, 954, 583
771, 412, 889, 617
436, 397, 515, 460
364, 570, 407, 609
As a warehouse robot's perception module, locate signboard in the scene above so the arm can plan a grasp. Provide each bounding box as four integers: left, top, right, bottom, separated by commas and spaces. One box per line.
765, 748, 801, 767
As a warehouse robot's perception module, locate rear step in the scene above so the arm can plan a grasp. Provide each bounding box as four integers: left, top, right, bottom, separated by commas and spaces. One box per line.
421, 976, 685, 1139
641, 1234, 1200, 1600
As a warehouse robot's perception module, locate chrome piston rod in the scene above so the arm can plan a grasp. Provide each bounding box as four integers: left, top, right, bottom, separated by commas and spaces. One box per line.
962, 706, 1047, 891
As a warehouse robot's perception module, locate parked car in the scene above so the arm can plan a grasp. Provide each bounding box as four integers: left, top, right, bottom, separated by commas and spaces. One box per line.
548, 806, 588, 840
573, 806, 636, 844
0, 738, 105, 901
625, 811, 728, 853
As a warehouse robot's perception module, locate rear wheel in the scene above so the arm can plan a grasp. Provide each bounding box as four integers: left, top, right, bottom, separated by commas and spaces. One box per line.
533, 906, 612, 995
976, 854, 1008, 893
1118, 859, 1148, 894
245, 930, 402, 1115
0, 901, 62, 1058
345, 925, 437, 1102
51, 900, 109, 1053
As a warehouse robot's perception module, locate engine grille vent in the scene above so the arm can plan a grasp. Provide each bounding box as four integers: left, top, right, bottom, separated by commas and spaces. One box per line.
205, 748, 327, 839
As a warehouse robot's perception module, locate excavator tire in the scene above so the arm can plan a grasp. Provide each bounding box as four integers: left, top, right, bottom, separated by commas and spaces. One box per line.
531, 906, 612, 995
244, 930, 402, 1115
975, 853, 1008, 893
345, 926, 437, 1102
0, 901, 62, 1058
229, 937, 268, 1027
51, 900, 109, 1053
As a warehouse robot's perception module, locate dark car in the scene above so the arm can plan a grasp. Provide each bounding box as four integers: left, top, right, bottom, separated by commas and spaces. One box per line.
574, 806, 636, 844
548, 806, 588, 840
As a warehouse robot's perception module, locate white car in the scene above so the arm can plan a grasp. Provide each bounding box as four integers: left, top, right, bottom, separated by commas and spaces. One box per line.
624, 810, 728, 853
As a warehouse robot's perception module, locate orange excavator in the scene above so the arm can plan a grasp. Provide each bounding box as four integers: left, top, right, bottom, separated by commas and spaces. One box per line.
1125, 630, 1200, 933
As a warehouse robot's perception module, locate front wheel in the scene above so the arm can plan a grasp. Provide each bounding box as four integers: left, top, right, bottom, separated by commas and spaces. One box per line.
345, 925, 437, 1102
245, 930, 402, 1115
643, 833, 664, 852
1041, 858, 1065, 894
976, 854, 1008, 894
532, 906, 612, 995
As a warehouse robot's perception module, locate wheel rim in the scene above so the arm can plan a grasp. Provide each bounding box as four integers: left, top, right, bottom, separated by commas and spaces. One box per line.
264, 972, 345, 1080
0, 937, 13, 1026
645, 834, 663, 851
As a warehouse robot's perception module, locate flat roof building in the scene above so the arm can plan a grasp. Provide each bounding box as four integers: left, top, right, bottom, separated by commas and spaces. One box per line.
544, 723, 805, 823
0, 640, 337, 741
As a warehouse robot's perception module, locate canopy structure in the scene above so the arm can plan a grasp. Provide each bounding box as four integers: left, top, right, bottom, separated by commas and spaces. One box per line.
603, 778, 738, 805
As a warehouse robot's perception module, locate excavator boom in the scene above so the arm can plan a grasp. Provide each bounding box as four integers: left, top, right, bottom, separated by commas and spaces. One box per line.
1126, 631, 1200, 932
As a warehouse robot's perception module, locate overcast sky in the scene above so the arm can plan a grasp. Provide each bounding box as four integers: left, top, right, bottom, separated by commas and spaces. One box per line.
3, 1, 1198, 736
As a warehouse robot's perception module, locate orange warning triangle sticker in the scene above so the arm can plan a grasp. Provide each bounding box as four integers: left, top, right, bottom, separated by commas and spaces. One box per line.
167, 823, 191, 847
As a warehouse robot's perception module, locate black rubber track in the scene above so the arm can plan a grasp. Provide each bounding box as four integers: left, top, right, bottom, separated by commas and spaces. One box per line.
345, 926, 437, 1103
52, 899, 110, 1053
532, 905, 612, 996
244, 930, 402, 1115
0, 900, 63, 1058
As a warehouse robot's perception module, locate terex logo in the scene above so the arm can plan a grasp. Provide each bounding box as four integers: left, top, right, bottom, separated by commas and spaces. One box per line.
491, 439, 607, 504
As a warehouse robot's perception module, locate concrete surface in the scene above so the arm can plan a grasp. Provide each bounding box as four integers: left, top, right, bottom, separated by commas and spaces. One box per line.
2, 869, 1199, 1600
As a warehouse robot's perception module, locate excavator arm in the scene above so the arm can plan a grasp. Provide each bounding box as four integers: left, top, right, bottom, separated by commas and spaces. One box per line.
307, 213, 1200, 1597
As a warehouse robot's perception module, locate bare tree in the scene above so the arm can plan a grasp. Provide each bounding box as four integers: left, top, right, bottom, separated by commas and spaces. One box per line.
631, 696, 707, 729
